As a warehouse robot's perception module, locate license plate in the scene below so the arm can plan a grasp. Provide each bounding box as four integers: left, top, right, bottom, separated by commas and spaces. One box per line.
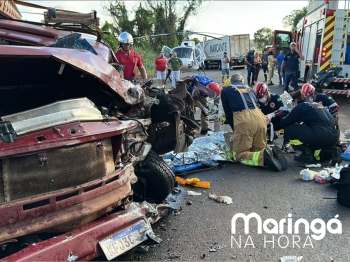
99, 221, 148, 260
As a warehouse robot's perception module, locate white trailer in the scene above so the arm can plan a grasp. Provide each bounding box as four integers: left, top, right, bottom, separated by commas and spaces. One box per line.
202, 34, 250, 70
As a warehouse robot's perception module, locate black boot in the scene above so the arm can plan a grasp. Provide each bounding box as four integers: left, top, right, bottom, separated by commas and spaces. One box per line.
271, 146, 287, 170
264, 147, 282, 171
331, 146, 342, 165
251, 77, 255, 86
294, 147, 314, 163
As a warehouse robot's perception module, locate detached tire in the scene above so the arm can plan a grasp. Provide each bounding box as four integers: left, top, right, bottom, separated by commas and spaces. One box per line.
134, 150, 175, 204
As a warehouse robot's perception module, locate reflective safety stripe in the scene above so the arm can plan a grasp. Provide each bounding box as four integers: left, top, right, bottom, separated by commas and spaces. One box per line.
226, 151, 236, 161
314, 149, 321, 161
241, 151, 261, 166
290, 139, 303, 146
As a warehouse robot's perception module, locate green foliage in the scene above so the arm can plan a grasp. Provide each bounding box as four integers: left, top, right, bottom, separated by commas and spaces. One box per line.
191, 38, 200, 45
282, 6, 308, 30
253, 27, 273, 50
101, 21, 118, 51
133, 45, 158, 77
103, 0, 203, 50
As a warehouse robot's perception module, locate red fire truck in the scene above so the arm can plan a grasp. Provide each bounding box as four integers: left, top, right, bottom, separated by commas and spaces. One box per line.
273, 0, 350, 97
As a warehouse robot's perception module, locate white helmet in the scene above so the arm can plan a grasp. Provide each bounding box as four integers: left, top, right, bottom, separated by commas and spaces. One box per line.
118, 32, 133, 45
250, 47, 256, 51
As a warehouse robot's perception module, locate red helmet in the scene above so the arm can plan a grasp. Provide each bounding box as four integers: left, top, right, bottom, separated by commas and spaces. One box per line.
301, 83, 315, 98
207, 82, 221, 95
268, 47, 274, 52
253, 82, 268, 98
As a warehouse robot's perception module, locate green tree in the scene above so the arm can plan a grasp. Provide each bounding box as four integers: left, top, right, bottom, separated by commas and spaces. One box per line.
105, 0, 134, 35
282, 6, 308, 31
191, 38, 200, 45
101, 21, 118, 51
104, 0, 203, 50
253, 27, 273, 50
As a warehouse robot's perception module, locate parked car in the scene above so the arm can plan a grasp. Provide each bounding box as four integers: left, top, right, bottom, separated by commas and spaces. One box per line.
0, 17, 199, 261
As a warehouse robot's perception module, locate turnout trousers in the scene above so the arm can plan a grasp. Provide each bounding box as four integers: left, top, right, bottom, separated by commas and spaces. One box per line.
232, 108, 267, 166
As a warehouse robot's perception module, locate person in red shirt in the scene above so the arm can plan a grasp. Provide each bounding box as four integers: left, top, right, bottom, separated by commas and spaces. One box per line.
154, 51, 167, 88
114, 32, 147, 81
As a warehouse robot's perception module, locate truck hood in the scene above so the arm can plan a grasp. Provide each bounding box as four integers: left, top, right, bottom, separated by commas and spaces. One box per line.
0, 45, 144, 105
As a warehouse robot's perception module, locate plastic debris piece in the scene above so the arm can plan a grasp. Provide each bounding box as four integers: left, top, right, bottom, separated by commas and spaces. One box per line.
305, 163, 321, 168
186, 201, 193, 205
172, 163, 204, 173
209, 193, 232, 205
299, 168, 317, 181
176, 176, 211, 189
280, 256, 303, 262
187, 191, 201, 196
342, 152, 350, 162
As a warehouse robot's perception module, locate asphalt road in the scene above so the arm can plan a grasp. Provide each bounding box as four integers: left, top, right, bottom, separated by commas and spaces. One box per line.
116, 68, 350, 262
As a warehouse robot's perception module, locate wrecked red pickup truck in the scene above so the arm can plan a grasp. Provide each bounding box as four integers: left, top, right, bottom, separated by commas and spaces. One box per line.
0, 17, 199, 261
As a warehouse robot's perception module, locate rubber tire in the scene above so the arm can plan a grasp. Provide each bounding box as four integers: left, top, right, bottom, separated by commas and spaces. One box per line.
134, 150, 175, 204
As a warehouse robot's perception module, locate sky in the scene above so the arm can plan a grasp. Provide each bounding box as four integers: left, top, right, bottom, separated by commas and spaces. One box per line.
17, 0, 309, 40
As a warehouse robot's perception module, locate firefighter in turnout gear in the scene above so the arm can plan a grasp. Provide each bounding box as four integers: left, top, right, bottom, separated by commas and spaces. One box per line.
221, 73, 287, 171
281, 84, 341, 164
254, 82, 289, 148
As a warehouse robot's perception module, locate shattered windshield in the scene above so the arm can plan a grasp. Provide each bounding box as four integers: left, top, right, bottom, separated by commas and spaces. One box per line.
172, 47, 193, 59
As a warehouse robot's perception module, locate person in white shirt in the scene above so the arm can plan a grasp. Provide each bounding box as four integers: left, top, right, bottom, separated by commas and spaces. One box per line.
221, 52, 230, 83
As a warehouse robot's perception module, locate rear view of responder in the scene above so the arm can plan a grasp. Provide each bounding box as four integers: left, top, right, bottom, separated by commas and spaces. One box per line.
262, 49, 269, 82
280, 83, 341, 164
221, 73, 287, 171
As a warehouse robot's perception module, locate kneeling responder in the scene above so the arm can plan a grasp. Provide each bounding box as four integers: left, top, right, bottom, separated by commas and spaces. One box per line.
280, 83, 341, 164
186, 75, 221, 135
221, 73, 287, 171
291, 88, 341, 164
253, 82, 289, 149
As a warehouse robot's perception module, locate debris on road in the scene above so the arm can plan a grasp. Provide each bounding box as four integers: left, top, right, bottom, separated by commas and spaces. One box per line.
186, 200, 193, 205
305, 163, 322, 168
299, 168, 317, 181
187, 191, 202, 196
280, 256, 303, 262
209, 193, 232, 204
176, 176, 211, 188
200, 254, 206, 259
163, 132, 234, 172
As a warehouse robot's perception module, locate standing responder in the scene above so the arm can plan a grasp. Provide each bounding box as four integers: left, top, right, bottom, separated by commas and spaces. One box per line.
254, 82, 289, 149
280, 83, 341, 164
276, 50, 285, 87
221, 52, 230, 83
168, 52, 183, 89
267, 47, 275, 86
281, 42, 305, 92
154, 51, 167, 89
261, 49, 269, 82
245, 47, 256, 86
115, 32, 147, 81
220, 73, 287, 171
254, 53, 262, 82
